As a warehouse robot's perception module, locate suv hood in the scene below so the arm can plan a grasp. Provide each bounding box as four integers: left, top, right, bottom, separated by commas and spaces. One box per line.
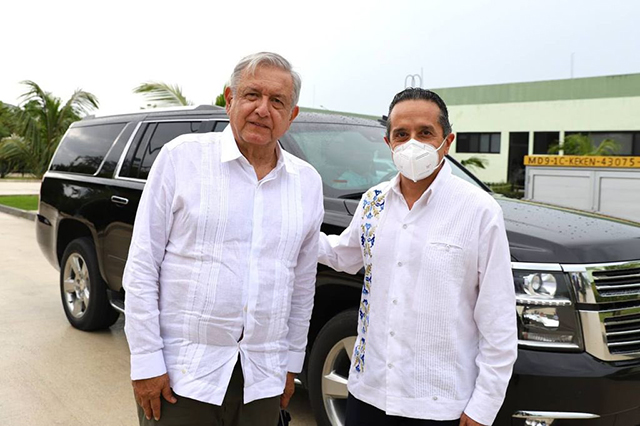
498, 197, 640, 264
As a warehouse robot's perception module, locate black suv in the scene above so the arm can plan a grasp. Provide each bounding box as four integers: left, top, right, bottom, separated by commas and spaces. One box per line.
37, 106, 640, 426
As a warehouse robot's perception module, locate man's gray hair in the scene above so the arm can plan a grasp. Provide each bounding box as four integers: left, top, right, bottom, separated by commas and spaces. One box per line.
229, 52, 302, 108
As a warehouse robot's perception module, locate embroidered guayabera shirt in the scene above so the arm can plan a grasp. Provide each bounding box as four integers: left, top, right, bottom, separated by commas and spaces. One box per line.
123, 126, 324, 405
319, 161, 517, 425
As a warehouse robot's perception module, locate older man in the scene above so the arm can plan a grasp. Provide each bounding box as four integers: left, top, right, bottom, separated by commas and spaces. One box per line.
319, 88, 517, 426
123, 52, 324, 426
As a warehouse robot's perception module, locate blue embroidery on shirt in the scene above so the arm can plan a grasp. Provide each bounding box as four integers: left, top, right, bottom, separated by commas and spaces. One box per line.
354, 189, 385, 373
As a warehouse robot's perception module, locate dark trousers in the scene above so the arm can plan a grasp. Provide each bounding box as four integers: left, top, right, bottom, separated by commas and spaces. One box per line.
136, 361, 280, 426
346, 393, 460, 426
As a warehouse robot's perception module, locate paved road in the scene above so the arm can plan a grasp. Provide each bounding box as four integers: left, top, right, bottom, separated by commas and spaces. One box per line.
0, 212, 316, 426
0, 180, 41, 195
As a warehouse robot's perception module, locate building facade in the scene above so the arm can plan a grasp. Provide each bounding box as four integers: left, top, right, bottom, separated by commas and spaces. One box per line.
439, 73, 640, 184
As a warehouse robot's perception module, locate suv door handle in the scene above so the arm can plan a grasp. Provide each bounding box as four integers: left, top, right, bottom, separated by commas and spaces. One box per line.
111, 196, 129, 206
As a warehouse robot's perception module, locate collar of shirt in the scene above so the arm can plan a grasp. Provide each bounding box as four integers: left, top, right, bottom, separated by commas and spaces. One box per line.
388, 159, 453, 207
219, 125, 298, 175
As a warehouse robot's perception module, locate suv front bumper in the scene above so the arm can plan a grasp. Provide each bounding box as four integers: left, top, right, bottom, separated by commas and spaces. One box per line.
495, 349, 640, 426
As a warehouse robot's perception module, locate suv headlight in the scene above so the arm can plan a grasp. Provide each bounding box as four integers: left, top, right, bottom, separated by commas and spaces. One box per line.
514, 270, 583, 350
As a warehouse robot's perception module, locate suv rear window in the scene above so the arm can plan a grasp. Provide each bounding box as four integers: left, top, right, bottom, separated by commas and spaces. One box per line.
51, 123, 125, 174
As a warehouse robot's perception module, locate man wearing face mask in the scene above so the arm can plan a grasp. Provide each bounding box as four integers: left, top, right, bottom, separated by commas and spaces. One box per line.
318, 88, 517, 426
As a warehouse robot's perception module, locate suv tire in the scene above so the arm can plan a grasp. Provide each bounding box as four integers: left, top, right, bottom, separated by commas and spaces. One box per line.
60, 237, 119, 330
308, 309, 358, 426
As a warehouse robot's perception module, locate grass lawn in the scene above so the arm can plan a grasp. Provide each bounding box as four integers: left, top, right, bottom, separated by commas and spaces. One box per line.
0, 177, 39, 181
0, 195, 39, 211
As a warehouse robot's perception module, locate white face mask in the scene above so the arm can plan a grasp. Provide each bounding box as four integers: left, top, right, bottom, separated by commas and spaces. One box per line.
392, 138, 446, 182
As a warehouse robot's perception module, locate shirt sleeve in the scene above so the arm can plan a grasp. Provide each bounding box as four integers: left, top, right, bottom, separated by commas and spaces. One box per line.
122, 146, 176, 380
464, 209, 518, 425
286, 180, 325, 373
317, 199, 364, 275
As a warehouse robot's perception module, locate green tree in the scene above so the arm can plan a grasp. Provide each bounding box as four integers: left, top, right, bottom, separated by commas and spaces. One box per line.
0, 102, 20, 177
215, 85, 227, 107
0, 81, 98, 177
0, 101, 19, 139
548, 134, 620, 156
133, 82, 192, 107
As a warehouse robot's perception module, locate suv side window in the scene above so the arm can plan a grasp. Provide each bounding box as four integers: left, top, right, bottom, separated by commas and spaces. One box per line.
121, 121, 201, 180
51, 123, 126, 174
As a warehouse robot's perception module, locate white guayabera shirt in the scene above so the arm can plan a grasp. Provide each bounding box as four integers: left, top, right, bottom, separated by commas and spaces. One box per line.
123, 126, 324, 405
319, 161, 517, 425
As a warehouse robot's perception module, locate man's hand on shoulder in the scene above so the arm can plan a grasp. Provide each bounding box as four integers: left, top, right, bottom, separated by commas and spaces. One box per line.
460, 413, 485, 426
280, 372, 296, 409
133, 373, 177, 421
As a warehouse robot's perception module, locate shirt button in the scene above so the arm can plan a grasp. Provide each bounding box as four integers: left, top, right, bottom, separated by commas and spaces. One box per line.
397, 262, 403, 267
393, 299, 398, 305
433, 396, 438, 401
402, 224, 408, 230
387, 363, 393, 369
390, 331, 395, 337
243, 306, 248, 312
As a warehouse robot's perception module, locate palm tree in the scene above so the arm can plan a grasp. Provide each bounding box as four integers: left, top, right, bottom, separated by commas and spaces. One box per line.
0, 102, 19, 177
548, 134, 620, 156
133, 82, 192, 107
0, 81, 98, 177
133, 81, 226, 108
0, 101, 19, 139
460, 156, 488, 170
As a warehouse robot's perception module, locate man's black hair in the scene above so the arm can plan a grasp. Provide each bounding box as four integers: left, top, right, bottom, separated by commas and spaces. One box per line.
386, 88, 452, 138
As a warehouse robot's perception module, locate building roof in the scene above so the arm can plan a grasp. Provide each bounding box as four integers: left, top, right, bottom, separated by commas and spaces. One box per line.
432, 73, 640, 106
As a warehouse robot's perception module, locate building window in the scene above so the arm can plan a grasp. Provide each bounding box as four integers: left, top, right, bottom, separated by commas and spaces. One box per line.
456, 133, 501, 153
533, 132, 560, 155
566, 131, 640, 156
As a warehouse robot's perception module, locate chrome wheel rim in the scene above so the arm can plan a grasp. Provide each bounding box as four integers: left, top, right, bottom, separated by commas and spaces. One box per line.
62, 253, 90, 318
321, 336, 356, 426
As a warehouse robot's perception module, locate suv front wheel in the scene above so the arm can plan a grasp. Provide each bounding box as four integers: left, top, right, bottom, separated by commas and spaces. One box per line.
309, 309, 358, 426
60, 237, 119, 330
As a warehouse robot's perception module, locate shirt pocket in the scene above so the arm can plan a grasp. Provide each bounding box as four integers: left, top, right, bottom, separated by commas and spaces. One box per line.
413, 241, 466, 310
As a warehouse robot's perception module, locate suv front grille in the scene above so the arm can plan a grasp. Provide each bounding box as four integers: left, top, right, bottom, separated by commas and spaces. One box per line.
592, 267, 640, 297
604, 312, 640, 355
566, 260, 640, 361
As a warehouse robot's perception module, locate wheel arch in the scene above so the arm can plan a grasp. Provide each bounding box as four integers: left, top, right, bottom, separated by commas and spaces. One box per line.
56, 219, 109, 285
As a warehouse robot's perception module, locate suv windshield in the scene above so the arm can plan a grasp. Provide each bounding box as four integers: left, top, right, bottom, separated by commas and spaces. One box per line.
285, 121, 484, 198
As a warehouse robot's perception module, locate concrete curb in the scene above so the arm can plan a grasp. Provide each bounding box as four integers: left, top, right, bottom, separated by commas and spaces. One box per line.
0, 204, 37, 221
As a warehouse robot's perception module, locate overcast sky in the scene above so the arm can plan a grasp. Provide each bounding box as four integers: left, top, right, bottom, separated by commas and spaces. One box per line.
2, 0, 639, 117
